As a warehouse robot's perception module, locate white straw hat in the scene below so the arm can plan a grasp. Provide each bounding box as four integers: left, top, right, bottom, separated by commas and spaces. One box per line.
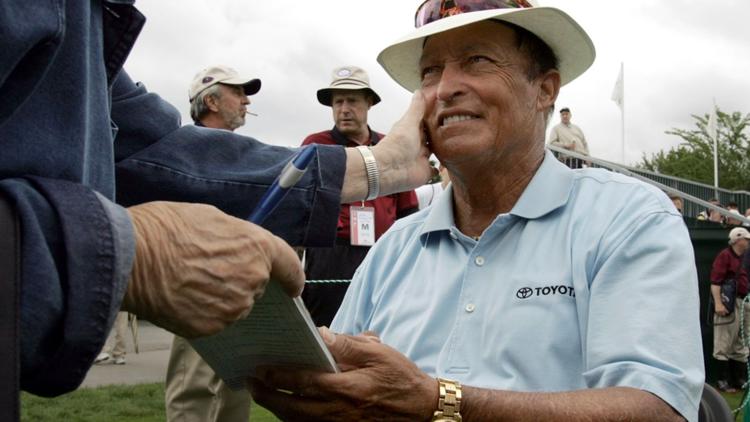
377, 2, 595, 92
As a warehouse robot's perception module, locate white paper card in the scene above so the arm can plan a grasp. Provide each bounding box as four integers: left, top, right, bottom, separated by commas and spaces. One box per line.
189, 280, 339, 390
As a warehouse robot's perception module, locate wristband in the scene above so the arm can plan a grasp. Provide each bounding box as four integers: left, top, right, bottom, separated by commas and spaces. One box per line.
432, 378, 462, 421
356, 145, 380, 201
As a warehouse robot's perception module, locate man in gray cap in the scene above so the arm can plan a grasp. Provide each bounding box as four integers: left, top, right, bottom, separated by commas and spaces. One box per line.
250, 1, 703, 421
188, 65, 261, 131
163, 65, 262, 422
301, 65, 419, 327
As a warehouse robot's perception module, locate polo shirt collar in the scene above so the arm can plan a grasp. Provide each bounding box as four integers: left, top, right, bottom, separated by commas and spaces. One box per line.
420, 150, 574, 239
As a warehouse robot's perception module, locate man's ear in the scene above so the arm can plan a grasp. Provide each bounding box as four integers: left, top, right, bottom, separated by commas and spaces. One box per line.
537, 69, 560, 112
204, 94, 220, 113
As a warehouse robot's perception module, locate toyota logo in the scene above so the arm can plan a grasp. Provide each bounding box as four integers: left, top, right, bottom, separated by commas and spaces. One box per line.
516, 287, 533, 299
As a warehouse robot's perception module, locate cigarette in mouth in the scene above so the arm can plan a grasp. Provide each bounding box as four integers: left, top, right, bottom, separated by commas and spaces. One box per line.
246, 111, 258, 116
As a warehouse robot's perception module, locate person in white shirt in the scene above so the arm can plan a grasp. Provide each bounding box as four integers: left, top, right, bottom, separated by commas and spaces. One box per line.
549, 107, 589, 168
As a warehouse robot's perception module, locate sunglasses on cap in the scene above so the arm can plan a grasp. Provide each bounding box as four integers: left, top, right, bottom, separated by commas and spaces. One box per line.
414, 0, 534, 28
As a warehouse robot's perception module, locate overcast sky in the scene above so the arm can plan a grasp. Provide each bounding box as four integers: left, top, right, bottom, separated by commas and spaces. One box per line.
124, 1, 750, 166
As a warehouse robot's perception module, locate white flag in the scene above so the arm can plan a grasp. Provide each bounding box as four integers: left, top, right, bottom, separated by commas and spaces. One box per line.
707, 107, 718, 142
611, 63, 624, 110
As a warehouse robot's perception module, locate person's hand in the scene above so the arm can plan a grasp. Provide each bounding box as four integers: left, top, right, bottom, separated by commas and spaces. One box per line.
715, 302, 729, 317
248, 327, 437, 421
121, 201, 304, 338
371, 90, 434, 195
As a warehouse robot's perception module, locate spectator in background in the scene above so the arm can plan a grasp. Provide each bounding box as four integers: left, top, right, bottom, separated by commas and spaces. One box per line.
301, 65, 419, 327
94, 312, 129, 365
726, 202, 743, 226
548, 107, 589, 168
710, 227, 750, 392
727, 210, 743, 226
668, 193, 684, 215
165, 65, 262, 422
188, 65, 260, 130
698, 198, 725, 223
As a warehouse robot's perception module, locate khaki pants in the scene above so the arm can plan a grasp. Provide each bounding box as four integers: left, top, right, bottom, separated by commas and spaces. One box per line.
713, 298, 750, 362
103, 312, 128, 358
165, 335, 250, 422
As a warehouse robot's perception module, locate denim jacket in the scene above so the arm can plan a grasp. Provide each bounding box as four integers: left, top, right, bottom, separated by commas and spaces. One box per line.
0, 0, 345, 398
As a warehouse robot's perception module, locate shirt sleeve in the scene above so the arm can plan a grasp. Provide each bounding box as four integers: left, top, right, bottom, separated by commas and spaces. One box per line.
548, 126, 560, 145
582, 208, 704, 421
580, 131, 590, 155
111, 72, 346, 247
0, 177, 134, 397
0, 1, 63, 127
710, 250, 729, 284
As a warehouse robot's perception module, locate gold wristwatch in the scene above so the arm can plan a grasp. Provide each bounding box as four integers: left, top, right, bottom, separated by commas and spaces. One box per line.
432, 378, 462, 421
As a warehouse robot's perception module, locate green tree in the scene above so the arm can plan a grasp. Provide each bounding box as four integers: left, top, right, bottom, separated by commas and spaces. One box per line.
639, 109, 750, 191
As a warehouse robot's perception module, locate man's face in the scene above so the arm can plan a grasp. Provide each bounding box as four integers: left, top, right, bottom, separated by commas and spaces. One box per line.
560, 111, 571, 124
735, 238, 749, 254
331, 90, 371, 138
213, 84, 250, 131
671, 198, 683, 214
419, 21, 557, 167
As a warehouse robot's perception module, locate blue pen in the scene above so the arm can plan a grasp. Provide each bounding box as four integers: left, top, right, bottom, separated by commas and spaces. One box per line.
248, 145, 317, 225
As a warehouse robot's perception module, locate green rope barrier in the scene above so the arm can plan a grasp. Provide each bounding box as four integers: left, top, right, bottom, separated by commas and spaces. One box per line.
735, 296, 750, 418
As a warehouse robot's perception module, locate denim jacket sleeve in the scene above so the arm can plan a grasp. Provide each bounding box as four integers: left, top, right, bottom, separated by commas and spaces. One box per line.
112, 71, 345, 246
0, 178, 134, 397
0, 0, 138, 397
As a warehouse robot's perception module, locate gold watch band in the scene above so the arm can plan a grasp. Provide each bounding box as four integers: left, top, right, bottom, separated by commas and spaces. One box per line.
432, 378, 462, 421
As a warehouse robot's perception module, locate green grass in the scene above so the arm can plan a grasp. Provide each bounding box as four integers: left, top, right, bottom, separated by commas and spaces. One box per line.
22, 382, 750, 421
722, 389, 748, 421
21, 383, 280, 422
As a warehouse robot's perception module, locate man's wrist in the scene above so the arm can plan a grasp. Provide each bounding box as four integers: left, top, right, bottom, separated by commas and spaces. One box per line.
356, 145, 380, 201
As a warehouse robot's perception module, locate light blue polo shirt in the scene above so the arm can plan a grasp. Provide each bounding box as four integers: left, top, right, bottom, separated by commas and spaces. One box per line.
331, 150, 704, 421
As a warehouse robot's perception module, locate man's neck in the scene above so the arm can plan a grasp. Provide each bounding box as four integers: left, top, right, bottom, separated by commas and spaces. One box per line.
348, 129, 371, 146
449, 142, 545, 238
336, 126, 372, 145
199, 115, 234, 131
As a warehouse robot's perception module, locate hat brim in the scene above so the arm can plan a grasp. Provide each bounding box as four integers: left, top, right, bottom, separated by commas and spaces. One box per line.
377, 7, 595, 92
220, 77, 262, 96
317, 86, 382, 107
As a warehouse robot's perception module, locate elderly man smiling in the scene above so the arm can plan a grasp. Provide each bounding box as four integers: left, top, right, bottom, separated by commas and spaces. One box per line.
249, 1, 704, 421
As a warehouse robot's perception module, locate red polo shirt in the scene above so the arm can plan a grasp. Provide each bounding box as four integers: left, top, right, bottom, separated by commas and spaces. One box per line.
302, 127, 418, 240
711, 247, 749, 297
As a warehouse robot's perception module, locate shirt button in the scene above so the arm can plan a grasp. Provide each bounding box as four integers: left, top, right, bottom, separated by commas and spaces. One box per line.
474, 256, 485, 266
449, 232, 458, 240
465, 303, 476, 313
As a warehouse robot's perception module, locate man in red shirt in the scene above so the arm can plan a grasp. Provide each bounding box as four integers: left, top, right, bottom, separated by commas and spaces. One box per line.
711, 227, 750, 392
301, 65, 418, 326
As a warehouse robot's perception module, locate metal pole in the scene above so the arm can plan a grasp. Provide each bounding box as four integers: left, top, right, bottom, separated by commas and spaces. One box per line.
712, 101, 719, 198
620, 63, 625, 164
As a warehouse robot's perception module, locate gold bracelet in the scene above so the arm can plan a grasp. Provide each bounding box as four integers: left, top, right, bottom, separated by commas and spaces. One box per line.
432, 378, 462, 421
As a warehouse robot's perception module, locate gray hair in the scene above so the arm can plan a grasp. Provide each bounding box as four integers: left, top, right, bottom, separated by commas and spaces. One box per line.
190, 84, 223, 123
